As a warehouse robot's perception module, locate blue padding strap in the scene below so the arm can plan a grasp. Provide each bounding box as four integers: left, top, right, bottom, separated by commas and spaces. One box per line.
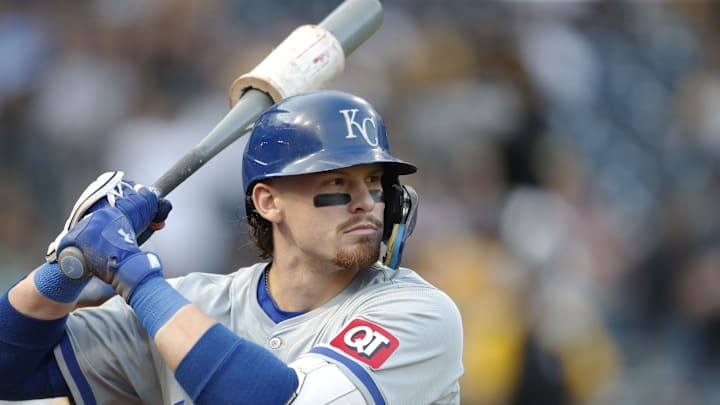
175, 323, 298, 405
33, 262, 90, 303
127, 276, 190, 338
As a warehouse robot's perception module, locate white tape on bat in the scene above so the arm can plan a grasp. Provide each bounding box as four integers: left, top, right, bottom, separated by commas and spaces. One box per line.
229, 24, 345, 106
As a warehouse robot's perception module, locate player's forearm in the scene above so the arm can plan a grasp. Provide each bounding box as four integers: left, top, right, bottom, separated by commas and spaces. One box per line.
154, 303, 216, 370
128, 277, 298, 404
125, 277, 212, 372
124, 276, 220, 371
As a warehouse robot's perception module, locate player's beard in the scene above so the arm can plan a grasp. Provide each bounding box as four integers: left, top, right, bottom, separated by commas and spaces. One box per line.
332, 236, 381, 269
332, 216, 382, 270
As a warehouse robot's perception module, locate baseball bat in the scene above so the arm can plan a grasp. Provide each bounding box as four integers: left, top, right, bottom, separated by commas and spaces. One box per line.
152, 0, 383, 198
57, 0, 383, 279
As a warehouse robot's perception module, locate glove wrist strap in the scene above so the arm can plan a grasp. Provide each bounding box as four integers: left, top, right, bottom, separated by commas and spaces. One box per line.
114, 251, 164, 301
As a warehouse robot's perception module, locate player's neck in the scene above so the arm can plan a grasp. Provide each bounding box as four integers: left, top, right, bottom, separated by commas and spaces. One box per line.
267, 256, 358, 313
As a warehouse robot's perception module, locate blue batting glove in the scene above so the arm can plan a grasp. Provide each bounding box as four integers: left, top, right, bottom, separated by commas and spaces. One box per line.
89, 180, 173, 245
47, 172, 172, 263
136, 197, 172, 246
58, 207, 163, 301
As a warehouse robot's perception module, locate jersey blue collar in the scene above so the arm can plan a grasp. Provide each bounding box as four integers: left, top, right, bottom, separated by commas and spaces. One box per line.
257, 265, 306, 323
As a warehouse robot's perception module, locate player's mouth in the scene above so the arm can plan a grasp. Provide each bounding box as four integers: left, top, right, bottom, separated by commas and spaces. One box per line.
344, 223, 379, 236
338, 216, 382, 236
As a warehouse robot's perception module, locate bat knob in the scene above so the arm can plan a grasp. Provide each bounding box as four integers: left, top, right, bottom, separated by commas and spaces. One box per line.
58, 247, 89, 280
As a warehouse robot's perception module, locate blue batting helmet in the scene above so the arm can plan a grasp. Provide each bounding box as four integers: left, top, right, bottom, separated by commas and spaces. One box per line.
242, 90, 416, 195
243, 90, 417, 241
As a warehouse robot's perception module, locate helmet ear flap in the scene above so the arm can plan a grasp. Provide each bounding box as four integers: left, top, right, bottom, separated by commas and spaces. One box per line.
382, 174, 403, 242
381, 175, 419, 269
382, 174, 419, 241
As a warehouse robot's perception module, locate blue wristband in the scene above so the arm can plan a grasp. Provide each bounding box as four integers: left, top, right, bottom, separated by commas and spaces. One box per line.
128, 276, 190, 338
33, 262, 90, 304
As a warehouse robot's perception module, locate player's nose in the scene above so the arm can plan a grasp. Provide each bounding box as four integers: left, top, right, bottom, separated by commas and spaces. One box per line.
348, 182, 377, 213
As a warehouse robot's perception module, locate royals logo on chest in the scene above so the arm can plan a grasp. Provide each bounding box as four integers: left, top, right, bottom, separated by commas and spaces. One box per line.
330, 318, 399, 369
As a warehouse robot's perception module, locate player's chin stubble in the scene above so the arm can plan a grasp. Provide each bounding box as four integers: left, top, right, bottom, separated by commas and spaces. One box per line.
332, 215, 383, 270
332, 236, 381, 270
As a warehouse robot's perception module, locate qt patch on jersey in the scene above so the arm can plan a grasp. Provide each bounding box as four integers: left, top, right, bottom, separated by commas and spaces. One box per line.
330, 318, 399, 369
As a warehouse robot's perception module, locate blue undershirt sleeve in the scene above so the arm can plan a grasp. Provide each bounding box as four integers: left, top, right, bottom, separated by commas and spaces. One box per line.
175, 323, 299, 405
0, 289, 71, 400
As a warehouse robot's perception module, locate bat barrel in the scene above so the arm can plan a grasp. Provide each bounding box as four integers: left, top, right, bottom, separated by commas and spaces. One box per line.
151, 0, 383, 198
319, 0, 383, 56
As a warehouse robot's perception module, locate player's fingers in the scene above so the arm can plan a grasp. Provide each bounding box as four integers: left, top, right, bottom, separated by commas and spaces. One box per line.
153, 199, 173, 223
135, 194, 172, 246
113, 184, 159, 233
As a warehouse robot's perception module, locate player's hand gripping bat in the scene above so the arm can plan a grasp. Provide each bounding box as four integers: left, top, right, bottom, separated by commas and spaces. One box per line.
57, 0, 383, 279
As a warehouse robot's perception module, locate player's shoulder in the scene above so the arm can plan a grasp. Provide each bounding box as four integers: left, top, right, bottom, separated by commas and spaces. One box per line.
359, 264, 462, 322
367, 263, 453, 298
320, 265, 463, 404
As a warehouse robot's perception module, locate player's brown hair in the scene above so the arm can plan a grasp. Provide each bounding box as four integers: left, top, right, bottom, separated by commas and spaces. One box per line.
246, 194, 273, 259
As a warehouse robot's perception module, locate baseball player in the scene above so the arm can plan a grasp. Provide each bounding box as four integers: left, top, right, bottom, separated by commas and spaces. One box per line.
0, 90, 464, 404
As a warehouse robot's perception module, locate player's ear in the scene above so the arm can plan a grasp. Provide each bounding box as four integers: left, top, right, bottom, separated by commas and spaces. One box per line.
252, 182, 282, 223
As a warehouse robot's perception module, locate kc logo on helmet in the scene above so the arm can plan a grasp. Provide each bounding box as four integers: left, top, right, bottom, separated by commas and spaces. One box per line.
330, 318, 399, 369
339, 109, 379, 147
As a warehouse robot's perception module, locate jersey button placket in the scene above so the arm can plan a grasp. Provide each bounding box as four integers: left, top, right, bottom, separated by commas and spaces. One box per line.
268, 337, 282, 349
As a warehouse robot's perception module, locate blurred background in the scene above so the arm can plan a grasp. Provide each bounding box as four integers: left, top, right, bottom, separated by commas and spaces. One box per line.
2, 0, 720, 404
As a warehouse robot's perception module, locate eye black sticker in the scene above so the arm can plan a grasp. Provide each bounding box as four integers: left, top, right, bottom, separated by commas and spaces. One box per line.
313, 190, 384, 207
314, 193, 351, 206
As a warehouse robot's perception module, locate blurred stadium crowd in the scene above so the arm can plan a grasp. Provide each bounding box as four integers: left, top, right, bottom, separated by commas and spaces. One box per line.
2, 0, 720, 404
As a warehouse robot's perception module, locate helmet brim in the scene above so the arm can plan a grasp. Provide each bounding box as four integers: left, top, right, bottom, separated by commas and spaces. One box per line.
274, 148, 416, 178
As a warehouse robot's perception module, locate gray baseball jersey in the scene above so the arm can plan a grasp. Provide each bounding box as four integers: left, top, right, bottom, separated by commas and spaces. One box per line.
53, 263, 463, 404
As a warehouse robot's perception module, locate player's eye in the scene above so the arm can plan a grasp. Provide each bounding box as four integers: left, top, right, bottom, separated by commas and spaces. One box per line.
366, 174, 381, 185
328, 178, 344, 186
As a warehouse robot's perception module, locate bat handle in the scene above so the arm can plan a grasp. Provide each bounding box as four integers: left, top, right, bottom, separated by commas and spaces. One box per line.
58, 246, 90, 280
150, 89, 273, 199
